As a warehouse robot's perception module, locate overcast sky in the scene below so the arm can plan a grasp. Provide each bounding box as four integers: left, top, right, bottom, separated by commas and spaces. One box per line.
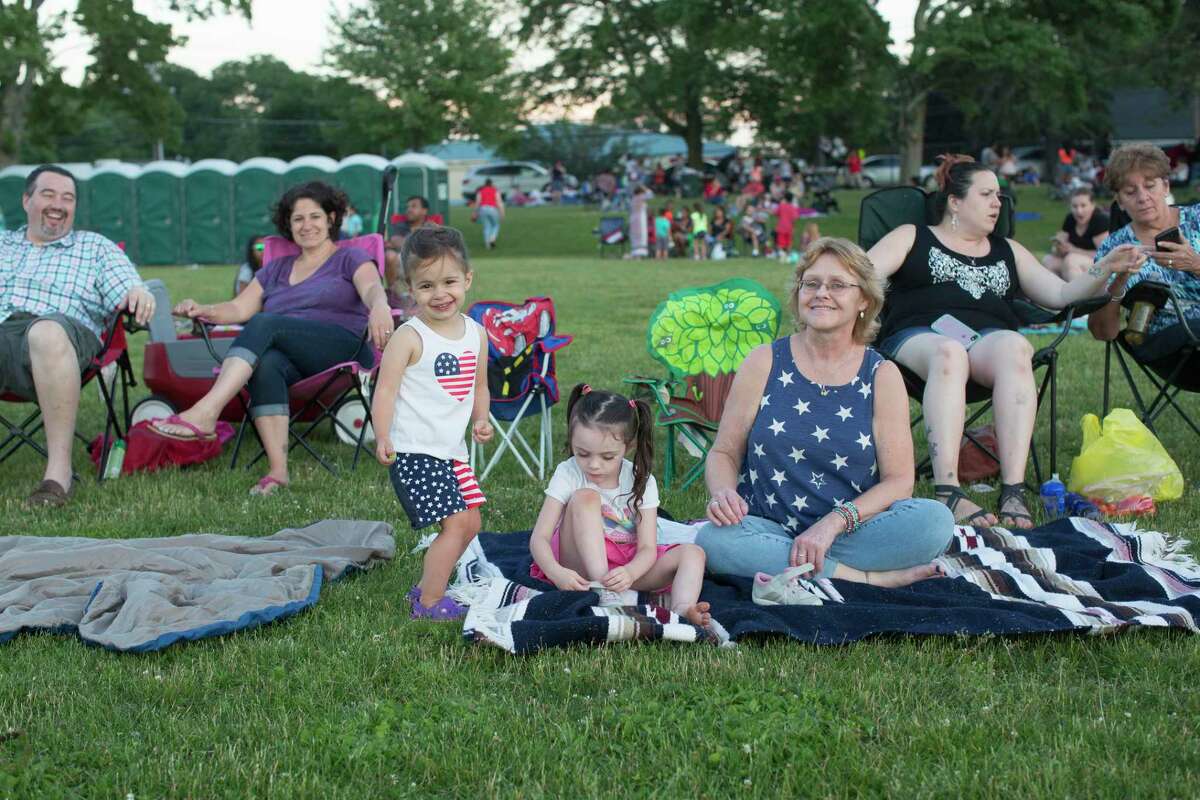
50, 0, 918, 82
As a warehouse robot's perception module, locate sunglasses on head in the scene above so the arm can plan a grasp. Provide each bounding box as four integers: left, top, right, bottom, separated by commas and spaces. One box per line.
254, 242, 265, 252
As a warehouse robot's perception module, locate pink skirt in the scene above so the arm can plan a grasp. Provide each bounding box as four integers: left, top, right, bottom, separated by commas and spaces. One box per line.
530, 529, 677, 584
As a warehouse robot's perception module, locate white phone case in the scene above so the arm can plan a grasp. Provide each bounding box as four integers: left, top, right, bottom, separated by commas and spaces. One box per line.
930, 314, 980, 350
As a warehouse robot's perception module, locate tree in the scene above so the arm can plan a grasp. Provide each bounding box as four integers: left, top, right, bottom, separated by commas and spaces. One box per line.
746, 0, 894, 156
326, 0, 520, 153
520, 0, 753, 168
894, 0, 1169, 182
0, 0, 249, 166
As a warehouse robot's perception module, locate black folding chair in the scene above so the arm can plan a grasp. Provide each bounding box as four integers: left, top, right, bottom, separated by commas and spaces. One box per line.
0, 310, 139, 481
858, 186, 1105, 484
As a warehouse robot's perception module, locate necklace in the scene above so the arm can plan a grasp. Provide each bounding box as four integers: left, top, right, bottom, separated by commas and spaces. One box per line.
801, 345, 860, 396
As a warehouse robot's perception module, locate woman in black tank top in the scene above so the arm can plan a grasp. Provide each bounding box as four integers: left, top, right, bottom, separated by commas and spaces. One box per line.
867, 156, 1145, 530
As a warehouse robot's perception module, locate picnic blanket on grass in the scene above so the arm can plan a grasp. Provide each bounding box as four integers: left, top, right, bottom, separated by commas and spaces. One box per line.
452, 519, 1200, 654
0, 520, 394, 652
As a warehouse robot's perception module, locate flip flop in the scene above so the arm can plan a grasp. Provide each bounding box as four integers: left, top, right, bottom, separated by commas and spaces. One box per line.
249, 475, 288, 497
151, 414, 217, 442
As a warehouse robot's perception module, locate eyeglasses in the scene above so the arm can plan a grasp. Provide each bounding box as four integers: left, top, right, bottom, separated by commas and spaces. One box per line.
798, 279, 860, 295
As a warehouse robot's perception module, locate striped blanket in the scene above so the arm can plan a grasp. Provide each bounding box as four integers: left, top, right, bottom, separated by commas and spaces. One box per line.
450, 518, 1200, 654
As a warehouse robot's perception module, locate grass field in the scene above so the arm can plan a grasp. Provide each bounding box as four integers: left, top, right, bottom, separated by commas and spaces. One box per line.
2, 187, 1198, 798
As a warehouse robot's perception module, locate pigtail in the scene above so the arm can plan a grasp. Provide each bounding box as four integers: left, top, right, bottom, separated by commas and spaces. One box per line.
628, 397, 655, 516
563, 383, 589, 455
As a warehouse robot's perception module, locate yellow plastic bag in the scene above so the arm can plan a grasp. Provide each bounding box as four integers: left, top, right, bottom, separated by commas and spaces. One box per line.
1068, 408, 1183, 502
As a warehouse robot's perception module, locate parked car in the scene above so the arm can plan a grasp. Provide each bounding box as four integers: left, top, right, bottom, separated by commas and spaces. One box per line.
461, 161, 577, 201
1009, 146, 1045, 181
859, 154, 937, 189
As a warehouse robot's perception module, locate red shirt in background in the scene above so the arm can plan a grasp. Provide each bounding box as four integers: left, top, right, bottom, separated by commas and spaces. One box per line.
477, 184, 499, 207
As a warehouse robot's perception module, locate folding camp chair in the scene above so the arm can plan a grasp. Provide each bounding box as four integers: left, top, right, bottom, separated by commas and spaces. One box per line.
858, 186, 1104, 483
625, 278, 782, 491
468, 297, 573, 482
0, 309, 138, 480
595, 215, 628, 258
1099, 203, 1200, 441
216, 233, 388, 475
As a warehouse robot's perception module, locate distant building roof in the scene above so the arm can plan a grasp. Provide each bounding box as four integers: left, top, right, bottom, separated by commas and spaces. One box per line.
1110, 88, 1196, 145
422, 140, 497, 162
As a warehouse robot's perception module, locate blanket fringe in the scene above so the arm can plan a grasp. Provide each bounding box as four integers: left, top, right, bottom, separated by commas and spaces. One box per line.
410, 532, 437, 554
447, 576, 494, 607
1112, 523, 1200, 579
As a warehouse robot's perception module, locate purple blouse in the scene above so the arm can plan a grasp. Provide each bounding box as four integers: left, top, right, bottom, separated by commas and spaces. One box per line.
255, 246, 373, 334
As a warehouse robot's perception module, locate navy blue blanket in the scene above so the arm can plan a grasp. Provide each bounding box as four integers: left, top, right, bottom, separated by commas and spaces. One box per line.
455, 519, 1200, 653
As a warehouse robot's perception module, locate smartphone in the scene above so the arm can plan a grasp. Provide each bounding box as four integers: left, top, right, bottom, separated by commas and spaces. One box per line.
931, 313, 981, 350
1154, 227, 1182, 250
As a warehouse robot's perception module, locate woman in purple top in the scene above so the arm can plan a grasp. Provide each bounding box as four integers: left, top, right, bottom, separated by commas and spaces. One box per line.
154, 181, 394, 495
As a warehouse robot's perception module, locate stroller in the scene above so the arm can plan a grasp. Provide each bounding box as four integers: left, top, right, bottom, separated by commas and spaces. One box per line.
808, 173, 840, 214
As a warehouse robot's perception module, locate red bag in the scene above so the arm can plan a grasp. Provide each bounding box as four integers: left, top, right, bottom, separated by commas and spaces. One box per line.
90, 421, 233, 476
957, 424, 1001, 482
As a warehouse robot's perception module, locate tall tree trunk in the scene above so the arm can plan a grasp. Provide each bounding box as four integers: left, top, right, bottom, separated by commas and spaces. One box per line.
0, 81, 33, 167
684, 91, 703, 168
899, 89, 927, 185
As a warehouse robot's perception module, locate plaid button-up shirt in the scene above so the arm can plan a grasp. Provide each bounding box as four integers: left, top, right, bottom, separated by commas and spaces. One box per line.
0, 227, 145, 340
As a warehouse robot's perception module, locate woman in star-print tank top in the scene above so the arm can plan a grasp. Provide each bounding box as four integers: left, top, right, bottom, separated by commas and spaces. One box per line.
695, 237, 955, 588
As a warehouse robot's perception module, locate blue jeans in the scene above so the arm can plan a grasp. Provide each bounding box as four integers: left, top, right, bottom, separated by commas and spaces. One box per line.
478, 205, 501, 244
695, 499, 954, 579
225, 313, 373, 417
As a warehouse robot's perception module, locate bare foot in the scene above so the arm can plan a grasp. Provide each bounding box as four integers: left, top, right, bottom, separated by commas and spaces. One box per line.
152, 409, 216, 440
249, 474, 289, 496
675, 601, 712, 627
865, 563, 943, 588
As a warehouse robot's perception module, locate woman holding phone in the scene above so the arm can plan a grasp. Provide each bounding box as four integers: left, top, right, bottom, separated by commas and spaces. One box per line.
1088, 143, 1200, 347
868, 155, 1145, 528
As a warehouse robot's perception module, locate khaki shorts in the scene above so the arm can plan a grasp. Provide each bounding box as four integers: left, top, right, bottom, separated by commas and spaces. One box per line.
0, 313, 102, 400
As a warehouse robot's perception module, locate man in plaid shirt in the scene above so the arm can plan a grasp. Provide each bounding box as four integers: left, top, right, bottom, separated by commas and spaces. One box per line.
2, 165, 156, 507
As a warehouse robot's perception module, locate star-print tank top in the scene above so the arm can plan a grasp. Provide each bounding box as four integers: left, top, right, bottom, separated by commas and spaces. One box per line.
388, 315, 483, 462
738, 336, 883, 536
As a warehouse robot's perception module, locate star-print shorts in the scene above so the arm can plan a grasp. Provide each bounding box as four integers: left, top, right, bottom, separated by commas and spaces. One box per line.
389, 452, 486, 530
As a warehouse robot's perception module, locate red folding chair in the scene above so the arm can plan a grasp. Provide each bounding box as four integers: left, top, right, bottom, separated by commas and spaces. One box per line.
0, 309, 138, 480
223, 233, 388, 475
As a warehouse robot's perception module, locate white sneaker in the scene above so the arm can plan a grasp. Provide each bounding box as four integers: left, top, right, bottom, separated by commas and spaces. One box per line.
752, 565, 824, 606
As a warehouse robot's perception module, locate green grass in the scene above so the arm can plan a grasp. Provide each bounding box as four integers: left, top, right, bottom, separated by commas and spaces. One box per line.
2, 189, 1199, 798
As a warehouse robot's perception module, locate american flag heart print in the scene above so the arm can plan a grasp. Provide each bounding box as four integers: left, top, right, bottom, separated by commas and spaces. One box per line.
434, 350, 476, 401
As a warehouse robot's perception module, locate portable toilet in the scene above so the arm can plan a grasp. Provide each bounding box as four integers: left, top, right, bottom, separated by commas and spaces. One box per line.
391, 153, 450, 225
136, 161, 188, 265
87, 162, 141, 261
0, 165, 35, 230
336, 154, 388, 234
284, 155, 338, 190
234, 157, 287, 251
184, 159, 237, 264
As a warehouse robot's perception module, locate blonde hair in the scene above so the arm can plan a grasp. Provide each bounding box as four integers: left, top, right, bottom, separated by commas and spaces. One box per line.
1105, 143, 1171, 193
788, 237, 884, 344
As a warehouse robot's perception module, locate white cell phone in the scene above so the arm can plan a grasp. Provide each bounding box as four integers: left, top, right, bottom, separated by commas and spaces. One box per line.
930, 314, 980, 350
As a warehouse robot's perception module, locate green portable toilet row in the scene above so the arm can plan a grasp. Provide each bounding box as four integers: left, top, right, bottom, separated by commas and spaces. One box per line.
137, 161, 188, 265
0, 153, 450, 262
185, 159, 238, 264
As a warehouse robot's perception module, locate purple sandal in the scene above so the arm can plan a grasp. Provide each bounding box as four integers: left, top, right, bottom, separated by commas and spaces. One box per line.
410, 594, 467, 621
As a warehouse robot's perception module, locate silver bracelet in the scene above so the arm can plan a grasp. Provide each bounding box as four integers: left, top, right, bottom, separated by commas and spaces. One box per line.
1109, 288, 1127, 304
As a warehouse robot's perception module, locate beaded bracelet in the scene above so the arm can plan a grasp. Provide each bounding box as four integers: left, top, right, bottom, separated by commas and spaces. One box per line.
833, 501, 861, 534
832, 506, 854, 533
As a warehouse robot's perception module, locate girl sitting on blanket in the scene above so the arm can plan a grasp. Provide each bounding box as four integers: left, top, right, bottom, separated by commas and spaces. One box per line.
529, 384, 712, 627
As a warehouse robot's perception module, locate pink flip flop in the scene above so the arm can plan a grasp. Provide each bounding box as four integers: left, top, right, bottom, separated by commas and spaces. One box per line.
151, 414, 217, 441
249, 475, 288, 496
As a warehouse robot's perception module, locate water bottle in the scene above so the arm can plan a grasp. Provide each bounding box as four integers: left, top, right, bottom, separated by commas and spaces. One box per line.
103, 439, 126, 480
1065, 492, 1103, 521
1039, 473, 1066, 518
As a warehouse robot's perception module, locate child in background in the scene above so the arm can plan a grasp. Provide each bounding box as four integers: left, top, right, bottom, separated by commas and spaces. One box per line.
371, 225, 494, 620
233, 235, 265, 296
529, 385, 711, 627
774, 191, 801, 262
800, 221, 821, 252
654, 208, 671, 260
690, 202, 709, 260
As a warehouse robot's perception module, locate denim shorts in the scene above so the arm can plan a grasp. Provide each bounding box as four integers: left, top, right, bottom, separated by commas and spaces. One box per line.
876, 325, 1005, 360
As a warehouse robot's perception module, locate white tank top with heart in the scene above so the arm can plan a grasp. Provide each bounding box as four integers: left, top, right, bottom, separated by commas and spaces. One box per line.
389, 315, 483, 462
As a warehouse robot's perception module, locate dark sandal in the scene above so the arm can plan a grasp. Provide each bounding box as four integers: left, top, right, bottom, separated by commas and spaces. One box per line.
997, 483, 1034, 529
934, 483, 993, 527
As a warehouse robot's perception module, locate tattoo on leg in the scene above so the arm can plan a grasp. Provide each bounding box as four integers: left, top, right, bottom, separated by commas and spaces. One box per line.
1087, 264, 1104, 278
